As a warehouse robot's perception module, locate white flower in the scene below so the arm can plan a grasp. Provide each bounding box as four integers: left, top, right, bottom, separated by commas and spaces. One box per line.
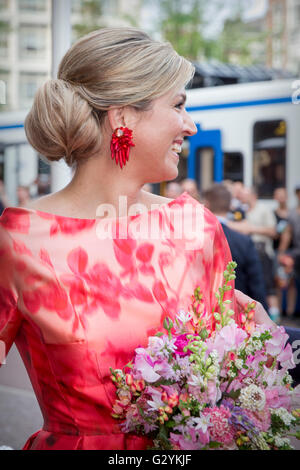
209, 350, 219, 363
176, 309, 193, 324
272, 408, 295, 426
239, 384, 266, 411
228, 369, 237, 378
188, 373, 204, 387
176, 356, 192, 378
243, 377, 254, 386
192, 415, 211, 433
235, 359, 243, 370
283, 371, 293, 385
251, 433, 271, 450
147, 395, 165, 412
274, 435, 291, 448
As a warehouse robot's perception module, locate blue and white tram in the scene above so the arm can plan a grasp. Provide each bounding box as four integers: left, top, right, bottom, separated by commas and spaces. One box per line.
186, 78, 300, 206
1, 78, 300, 206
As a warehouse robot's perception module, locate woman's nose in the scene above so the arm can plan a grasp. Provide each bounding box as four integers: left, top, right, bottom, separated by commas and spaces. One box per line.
184, 111, 197, 136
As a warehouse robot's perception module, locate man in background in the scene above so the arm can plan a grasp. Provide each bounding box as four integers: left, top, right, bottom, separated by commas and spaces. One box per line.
278, 183, 300, 319
165, 182, 183, 199
227, 186, 280, 323
202, 183, 268, 310
181, 178, 201, 201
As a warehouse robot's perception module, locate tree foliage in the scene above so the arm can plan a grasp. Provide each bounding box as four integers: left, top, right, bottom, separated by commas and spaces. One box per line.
148, 0, 265, 65
72, 0, 137, 39
214, 14, 267, 65
72, 0, 104, 38
156, 0, 207, 60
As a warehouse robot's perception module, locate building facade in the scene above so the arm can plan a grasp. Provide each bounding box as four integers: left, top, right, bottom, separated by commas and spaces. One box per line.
0, 0, 143, 205
244, 0, 300, 75
0, 0, 142, 112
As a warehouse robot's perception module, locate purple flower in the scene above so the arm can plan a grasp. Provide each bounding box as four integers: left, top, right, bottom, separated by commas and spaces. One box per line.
226, 403, 259, 436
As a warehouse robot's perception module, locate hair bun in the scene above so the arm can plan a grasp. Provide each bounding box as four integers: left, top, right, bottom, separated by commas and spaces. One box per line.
24, 79, 102, 166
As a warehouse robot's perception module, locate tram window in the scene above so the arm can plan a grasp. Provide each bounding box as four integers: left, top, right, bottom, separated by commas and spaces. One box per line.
196, 147, 214, 191
224, 152, 244, 182
253, 120, 286, 199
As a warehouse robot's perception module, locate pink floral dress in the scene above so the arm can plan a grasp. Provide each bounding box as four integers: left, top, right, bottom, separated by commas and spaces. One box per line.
0, 192, 242, 449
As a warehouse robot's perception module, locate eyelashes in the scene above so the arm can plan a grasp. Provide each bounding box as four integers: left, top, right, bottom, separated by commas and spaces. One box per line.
175, 102, 185, 109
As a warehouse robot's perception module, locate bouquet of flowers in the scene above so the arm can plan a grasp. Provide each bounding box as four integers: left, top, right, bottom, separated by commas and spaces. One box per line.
110, 262, 300, 450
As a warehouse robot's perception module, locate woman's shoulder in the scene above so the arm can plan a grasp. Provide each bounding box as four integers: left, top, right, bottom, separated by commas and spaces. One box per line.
23, 194, 57, 212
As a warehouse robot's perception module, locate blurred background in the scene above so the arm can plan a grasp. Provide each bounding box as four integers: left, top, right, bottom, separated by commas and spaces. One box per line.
0, 0, 300, 449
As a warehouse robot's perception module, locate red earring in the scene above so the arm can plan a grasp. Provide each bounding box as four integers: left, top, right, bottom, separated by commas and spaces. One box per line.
110, 126, 135, 169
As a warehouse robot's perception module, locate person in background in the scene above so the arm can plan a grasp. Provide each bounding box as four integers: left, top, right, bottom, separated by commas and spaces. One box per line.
227, 181, 247, 221
202, 183, 268, 310
278, 183, 300, 319
142, 183, 153, 193
165, 181, 183, 199
180, 178, 200, 201
272, 187, 294, 317
273, 187, 289, 250
17, 186, 31, 208
203, 183, 300, 385
227, 186, 280, 323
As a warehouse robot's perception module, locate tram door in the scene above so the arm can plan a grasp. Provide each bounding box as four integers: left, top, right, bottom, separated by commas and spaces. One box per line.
187, 123, 223, 191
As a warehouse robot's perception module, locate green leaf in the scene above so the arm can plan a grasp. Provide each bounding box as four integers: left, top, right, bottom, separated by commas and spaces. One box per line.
227, 389, 241, 400
209, 441, 222, 448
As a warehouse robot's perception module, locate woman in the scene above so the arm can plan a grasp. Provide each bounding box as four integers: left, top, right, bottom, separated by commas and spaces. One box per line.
0, 28, 273, 450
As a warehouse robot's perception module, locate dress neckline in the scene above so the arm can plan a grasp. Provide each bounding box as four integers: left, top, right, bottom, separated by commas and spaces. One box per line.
2, 192, 189, 223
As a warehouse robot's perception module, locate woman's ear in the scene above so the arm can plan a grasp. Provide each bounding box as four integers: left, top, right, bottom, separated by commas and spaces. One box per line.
107, 107, 125, 132
107, 106, 139, 132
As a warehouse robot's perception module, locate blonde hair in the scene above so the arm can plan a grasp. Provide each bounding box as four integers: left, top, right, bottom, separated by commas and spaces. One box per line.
25, 28, 195, 167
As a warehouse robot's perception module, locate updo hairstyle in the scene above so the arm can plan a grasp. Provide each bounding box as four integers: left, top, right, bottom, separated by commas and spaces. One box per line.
25, 28, 195, 167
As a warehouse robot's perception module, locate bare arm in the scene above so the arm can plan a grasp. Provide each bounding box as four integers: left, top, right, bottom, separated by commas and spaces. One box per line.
278, 224, 293, 253
227, 220, 277, 238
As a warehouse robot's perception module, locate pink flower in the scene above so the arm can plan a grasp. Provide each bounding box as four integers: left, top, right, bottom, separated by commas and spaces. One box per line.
291, 384, 300, 407
174, 334, 193, 357
134, 350, 173, 383
169, 433, 198, 450
265, 387, 292, 410
206, 323, 247, 359
265, 326, 289, 356
134, 351, 161, 383
202, 405, 235, 445
245, 351, 266, 370
207, 380, 222, 406
277, 343, 295, 370
243, 408, 271, 432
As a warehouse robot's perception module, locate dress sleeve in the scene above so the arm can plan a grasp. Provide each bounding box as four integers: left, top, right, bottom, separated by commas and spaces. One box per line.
0, 224, 21, 366
210, 219, 242, 328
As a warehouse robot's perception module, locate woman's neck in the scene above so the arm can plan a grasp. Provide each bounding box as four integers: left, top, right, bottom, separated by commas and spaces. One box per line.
54, 155, 149, 218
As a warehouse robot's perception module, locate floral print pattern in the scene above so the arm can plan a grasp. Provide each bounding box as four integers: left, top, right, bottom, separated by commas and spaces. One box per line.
0, 193, 241, 450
